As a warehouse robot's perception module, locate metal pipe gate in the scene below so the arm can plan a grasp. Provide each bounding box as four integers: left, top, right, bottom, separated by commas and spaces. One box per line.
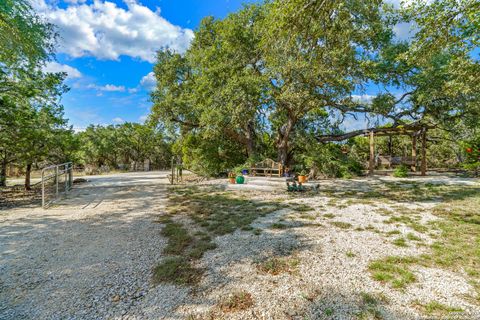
41, 162, 73, 208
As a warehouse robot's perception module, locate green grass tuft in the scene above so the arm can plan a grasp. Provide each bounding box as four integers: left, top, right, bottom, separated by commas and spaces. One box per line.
257, 257, 300, 275
329, 221, 352, 229
153, 257, 202, 285
368, 256, 417, 289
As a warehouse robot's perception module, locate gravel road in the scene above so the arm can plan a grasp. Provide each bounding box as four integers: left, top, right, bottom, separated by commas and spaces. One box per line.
0, 172, 170, 319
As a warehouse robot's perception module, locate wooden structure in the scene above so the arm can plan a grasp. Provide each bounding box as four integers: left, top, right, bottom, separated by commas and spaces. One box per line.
250, 159, 283, 177
376, 156, 416, 169
316, 123, 433, 176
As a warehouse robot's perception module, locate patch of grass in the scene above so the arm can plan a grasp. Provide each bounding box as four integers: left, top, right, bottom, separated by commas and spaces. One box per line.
257, 257, 300, 275
324, 308, 334, 316
293, 203, 315, 212
153, 257, 202, 285
271, 222, 288, 229
188, 239, 217, 259
302, 222, 323, 228
392, 237, 408, 247
252, 228, 262, 235
218, 291, 254, 313
323, 213, 336, 219
377, 208, 393, 216
346, 251, 356, 258
240, 225, 254, 231
329, 221, 352, 229
161, 221, 193, 255
356, 292, 387, 320
368, 256, 417, 289
406, 233, 421, 241
300, 213, 316, 220
365, 225, 380, 233
415, 300, 463, 316
327, 199, 339, 207
385, 230, 401, 236
384, 215, 429, 233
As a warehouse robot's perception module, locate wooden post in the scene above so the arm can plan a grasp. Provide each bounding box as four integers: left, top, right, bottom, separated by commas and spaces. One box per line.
171, 157, 175, 185
411, 134, 417, 172
421, 128, 427, 176
369, 131, 375, 176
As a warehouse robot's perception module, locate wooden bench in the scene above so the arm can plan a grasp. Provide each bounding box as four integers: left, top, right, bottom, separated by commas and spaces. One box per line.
250, 159, 283, 177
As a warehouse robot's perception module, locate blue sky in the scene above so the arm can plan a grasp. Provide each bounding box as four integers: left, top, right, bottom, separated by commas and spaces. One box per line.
34, 0, 414, 131
34, 0, 258, 130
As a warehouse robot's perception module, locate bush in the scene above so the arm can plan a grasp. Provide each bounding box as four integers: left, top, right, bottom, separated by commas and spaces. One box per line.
462, 138, 480, 176
178, 133, 246, 177
300, 143, 364, 179
393, 164, 409, 178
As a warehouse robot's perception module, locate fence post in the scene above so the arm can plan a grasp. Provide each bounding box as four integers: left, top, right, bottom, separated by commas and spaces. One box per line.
171, 157, 175, 185
42, 169, 45, 209
69, 164, 73, 190
65, 164, 69, 193
55, 166, 59, 197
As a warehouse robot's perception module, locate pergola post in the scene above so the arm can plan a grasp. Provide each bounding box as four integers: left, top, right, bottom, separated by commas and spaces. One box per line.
411, 134, 417, 172
369, 131, 375, 176
421, 127, 427, 176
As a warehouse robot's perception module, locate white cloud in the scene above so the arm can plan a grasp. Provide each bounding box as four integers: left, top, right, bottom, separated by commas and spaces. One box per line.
352, 94, 375, 104
102, 84, 126, 92
34, 0, 194, 62
63, 0, 87, 4
112, 117, 125, 123
139, 115, 148, 122
44, 61, 82, 79
87, 83, 126, 92
140, 72, 156, 90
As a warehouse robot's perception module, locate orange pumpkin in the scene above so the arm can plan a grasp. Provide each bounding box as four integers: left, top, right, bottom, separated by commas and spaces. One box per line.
466, 147, 473, 153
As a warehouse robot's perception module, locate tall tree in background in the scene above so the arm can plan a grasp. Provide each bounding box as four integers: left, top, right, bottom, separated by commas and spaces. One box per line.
0, 0, 55, 98
187, 7, 268, 158
0, 0, 73, 188
152, 6, 268, 160
261, 0, 392, 165
366, 0, 480, 128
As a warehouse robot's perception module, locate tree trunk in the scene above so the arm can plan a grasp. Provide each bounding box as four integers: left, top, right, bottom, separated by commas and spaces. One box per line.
276, 115, 296, 167
369, 131, 375, 176
245, 121, 256, 158
25, 163, 32, 191
421, 128, 427, 176
0, 158, 7, 187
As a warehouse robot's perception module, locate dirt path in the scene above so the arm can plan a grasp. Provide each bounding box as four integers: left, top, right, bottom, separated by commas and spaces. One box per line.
0, 172, 170, 319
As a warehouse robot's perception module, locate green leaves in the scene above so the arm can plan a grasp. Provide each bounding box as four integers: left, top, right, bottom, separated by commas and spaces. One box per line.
149, 0, 479, 172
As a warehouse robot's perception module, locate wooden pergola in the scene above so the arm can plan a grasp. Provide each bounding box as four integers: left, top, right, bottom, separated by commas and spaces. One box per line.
316, 123, 434, 176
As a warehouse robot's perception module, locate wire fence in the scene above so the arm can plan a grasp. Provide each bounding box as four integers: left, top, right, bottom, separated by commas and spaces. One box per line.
41, 162, 73, 209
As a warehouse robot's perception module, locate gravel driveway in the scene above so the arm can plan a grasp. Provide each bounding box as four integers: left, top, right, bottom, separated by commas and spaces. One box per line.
0, 172, 170, 319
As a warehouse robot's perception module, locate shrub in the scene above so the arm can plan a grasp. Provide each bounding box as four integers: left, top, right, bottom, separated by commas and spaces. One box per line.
393, 164, 409, 178
300, 143, 364, 179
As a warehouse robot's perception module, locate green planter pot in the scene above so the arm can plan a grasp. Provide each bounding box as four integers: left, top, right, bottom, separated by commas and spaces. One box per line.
236, 175, 245, 184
